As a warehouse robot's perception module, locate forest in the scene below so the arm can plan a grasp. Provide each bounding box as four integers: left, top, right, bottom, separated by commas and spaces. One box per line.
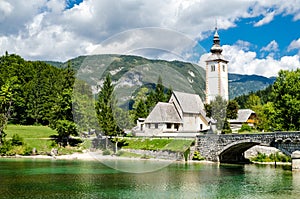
0, 53, 77, 146
1, 52, 300, 144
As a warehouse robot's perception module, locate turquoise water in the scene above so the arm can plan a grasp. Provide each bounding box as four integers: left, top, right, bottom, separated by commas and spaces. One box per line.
0, 158, 299, 199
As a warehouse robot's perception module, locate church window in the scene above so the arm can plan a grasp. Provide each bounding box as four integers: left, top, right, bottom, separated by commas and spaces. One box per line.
155, 123, 158, 129
167, 123, 172, 129
223, 65, 225, 72
211, 65, 215, 72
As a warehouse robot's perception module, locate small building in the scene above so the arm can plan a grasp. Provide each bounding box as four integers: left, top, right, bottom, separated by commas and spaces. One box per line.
134, 91, 209, 137
229, 109, 256, 132
144, 102, 183, 134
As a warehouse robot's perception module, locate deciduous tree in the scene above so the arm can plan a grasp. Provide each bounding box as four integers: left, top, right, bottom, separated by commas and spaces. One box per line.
272, 69, 300, 130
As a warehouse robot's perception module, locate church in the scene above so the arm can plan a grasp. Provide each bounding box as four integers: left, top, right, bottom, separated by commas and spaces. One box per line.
134, 27, 229, 137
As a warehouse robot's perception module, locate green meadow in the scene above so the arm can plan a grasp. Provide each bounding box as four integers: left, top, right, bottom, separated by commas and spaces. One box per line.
2, 125, 89, 155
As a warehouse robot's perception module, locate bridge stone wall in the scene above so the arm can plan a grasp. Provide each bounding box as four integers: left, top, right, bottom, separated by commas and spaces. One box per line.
196, 132, 300, 162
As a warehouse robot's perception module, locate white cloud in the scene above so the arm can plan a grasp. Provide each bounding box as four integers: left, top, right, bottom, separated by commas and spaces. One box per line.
260, 40, 279, 52
235, 40, 253, 51
0, 0, 300, 62
46, 0, 66, 13
199, 43, 300, 77
260, 40, 279, 58
288, 38, 300, 55
0, 1, 13, 19
0, 0, 46, 36
254, 11, 275, 27
226, 44, 299, 77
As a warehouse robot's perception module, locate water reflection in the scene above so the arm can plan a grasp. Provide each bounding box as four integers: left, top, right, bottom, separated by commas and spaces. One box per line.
292, 172, 300, 197
0, 159, 299, 199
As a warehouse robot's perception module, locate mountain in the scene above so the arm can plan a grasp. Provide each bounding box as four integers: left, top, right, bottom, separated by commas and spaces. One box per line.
229, 73, 276, 99
49, 54, 275, 104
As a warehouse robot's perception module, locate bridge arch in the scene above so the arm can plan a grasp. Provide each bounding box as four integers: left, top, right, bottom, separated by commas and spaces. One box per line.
196, 132, 300, 164
217, 139, 262, 163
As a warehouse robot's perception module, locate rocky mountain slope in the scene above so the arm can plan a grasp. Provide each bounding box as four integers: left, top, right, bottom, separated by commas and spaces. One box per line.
47, 54, 275, 105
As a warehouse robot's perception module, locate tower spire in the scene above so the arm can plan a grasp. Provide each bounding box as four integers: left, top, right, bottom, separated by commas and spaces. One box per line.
205, 24, 229, 104
210, 24, 222, 54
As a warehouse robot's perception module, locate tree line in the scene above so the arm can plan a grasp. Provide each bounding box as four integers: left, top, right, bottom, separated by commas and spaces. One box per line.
0, 53, 77, 145
234, 69, 300, 131
0, 53, 173, 141
1, 52, 300, 143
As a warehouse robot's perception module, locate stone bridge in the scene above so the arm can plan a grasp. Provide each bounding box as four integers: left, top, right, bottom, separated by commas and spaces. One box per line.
196, 132, 300, 163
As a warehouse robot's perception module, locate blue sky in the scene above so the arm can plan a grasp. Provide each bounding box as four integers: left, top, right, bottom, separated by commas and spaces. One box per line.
0, 0, 300, 77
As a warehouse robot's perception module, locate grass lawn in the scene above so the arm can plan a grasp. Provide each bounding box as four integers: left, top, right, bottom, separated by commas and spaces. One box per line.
2, 125, 90, 155
122, 138, 194, 152
162, 139, 194, 152
24, 139, 56, 154
5, 124, 58, 138
122, 138, 172, 151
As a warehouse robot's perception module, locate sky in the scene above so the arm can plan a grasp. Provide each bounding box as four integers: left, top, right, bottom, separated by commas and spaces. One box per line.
1, 0, 300, 77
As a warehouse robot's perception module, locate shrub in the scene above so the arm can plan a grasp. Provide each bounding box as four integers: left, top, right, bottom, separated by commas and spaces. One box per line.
238, 124, 252, 133
222, 120, 232, 134
23, 146, 33, 156
251, 152, 291, 163
192, 151, 204, 161
0, 141, 12, 155
11, 134, 24, 146
102, 149, 111, 156
140, 154, 151, 159
116, 150, 125, 156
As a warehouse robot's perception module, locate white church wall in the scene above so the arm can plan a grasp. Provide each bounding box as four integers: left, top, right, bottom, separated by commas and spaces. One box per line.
206, 61, 220, 103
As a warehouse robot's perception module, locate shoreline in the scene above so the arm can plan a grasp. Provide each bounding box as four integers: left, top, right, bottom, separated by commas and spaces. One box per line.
0, 153, 291, 166
0, 151, 216, 164
251, 161, 291, 166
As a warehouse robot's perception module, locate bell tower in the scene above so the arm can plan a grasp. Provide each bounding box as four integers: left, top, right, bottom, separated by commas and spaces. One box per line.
205, 27, 229, 104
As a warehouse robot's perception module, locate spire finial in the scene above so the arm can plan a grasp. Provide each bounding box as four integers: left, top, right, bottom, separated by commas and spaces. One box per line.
210, 20, 222, 54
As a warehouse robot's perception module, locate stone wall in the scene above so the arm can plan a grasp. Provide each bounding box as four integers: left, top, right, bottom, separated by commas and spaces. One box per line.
123, 149, 183, 160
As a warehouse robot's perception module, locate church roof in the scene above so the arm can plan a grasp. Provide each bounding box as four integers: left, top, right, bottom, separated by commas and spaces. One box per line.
171, 91, 205, 114
205, 54, 228, 63
144, 102, 182, 124
229, 109, 255, 123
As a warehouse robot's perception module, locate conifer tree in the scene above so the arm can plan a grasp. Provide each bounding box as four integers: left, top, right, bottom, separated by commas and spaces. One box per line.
95, 74, 121, 136
50, 62, 78, 145
134, 100, 148, 122
227, 100, 239, 119
155, 76, 166, 102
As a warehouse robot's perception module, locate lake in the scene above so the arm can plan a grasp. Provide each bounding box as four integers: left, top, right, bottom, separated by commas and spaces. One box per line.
0, 158, 300, 199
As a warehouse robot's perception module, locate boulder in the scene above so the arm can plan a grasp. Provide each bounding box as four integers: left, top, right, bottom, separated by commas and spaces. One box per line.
292, 151, 300, 171
292, 151, 300, 159
50, 148, 58, 156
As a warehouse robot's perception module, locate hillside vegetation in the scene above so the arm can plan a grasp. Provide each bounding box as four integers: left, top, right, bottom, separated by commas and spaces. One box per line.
54, 54, 274, 102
